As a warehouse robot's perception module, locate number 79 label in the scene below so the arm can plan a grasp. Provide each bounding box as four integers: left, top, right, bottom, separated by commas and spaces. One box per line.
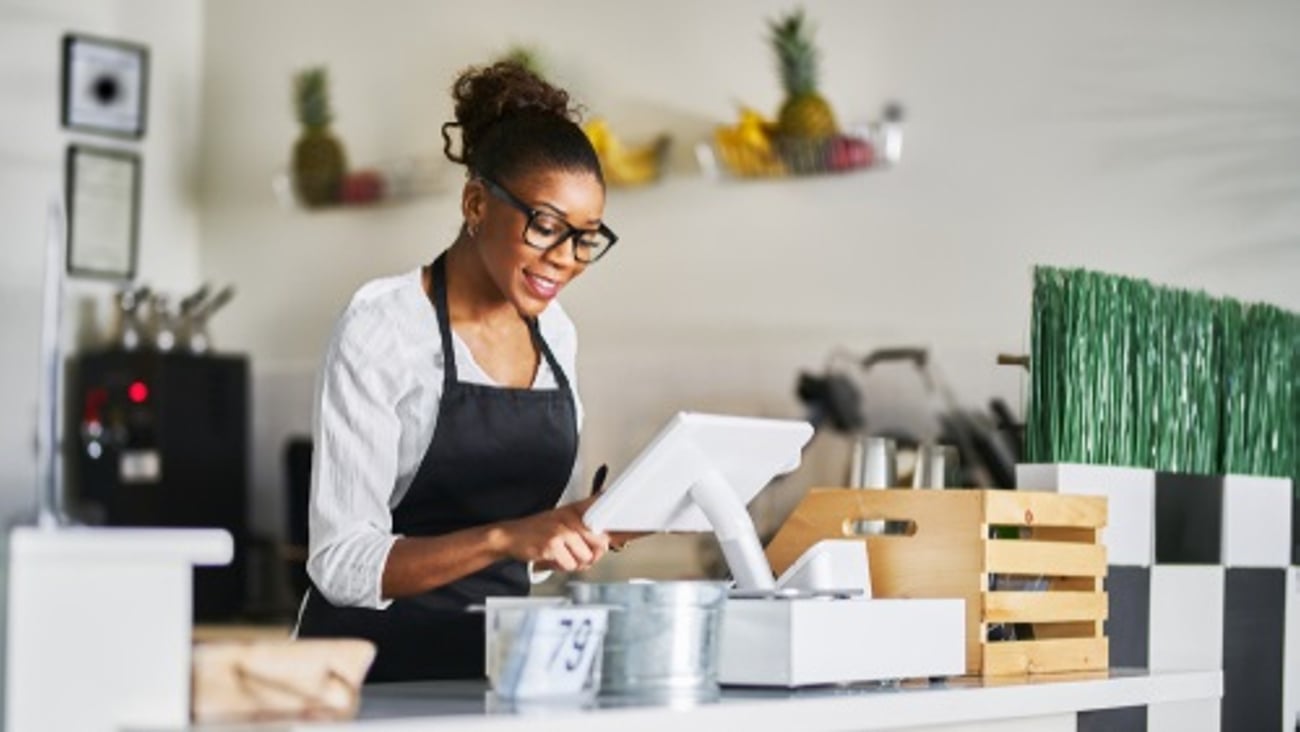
499, 607, 609, 698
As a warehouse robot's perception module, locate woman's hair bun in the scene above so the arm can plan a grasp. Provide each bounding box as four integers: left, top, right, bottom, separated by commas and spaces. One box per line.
443, 61, 580, 168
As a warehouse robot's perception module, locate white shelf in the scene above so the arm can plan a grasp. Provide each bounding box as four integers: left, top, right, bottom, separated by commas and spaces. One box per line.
271, 156, 451, 210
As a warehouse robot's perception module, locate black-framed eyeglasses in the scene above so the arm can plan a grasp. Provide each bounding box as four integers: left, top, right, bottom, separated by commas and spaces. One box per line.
477, 176, 618, 264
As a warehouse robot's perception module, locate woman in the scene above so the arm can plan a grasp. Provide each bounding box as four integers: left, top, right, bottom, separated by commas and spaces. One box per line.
297, 61, 620, 682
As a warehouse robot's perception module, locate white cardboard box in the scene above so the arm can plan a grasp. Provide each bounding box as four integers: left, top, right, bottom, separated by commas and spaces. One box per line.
719, 597, 965, 687
1017, 463, 1155, 567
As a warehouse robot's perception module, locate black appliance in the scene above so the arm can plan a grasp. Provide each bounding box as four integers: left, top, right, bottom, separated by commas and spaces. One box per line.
71, 350, 249, 621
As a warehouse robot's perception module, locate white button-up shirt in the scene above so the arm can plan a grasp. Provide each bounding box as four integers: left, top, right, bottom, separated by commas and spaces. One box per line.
307, 267, 583, 610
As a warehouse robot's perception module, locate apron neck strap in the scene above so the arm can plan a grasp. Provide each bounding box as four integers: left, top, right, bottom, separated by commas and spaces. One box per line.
430, 254, 458, 386
429, 252, 571, 391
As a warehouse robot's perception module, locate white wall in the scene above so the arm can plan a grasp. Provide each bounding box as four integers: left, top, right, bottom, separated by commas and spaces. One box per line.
0, 0, 204, 717
196, 0, 1300, 553
0, 0, 205, 526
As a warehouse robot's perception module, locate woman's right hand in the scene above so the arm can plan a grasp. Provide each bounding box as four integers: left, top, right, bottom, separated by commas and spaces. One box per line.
499, 495, 609, 572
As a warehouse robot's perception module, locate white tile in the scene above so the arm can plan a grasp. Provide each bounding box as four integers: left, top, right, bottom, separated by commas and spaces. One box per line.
1017, 463, 1155, 567
1149, 698, 1220, 732
1150, 565, 1225, 672
1222, 475, 1293, 568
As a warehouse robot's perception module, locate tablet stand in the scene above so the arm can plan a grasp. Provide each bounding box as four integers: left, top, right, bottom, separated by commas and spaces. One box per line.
690, 467, 776, 591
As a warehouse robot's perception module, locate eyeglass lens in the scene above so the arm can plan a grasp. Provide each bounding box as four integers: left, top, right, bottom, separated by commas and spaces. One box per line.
525, 211, 612, 263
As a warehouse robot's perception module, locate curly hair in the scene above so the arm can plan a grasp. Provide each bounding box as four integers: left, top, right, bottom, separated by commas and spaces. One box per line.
441, 61, 602, 186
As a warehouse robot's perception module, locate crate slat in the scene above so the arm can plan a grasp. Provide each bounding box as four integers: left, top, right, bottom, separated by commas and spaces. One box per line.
983, 490, 1107, 528
986, 540, 1107, 577
983, 591, 1108, 623
982, 637, 1109, 676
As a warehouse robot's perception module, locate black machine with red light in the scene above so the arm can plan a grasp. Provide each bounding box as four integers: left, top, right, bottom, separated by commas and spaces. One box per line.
72, 350, 249, 621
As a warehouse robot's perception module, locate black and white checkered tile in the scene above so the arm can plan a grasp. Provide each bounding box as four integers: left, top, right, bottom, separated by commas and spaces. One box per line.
1017, 464, 1298, 732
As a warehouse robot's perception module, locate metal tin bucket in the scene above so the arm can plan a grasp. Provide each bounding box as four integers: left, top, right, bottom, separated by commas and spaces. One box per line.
568, 580, 728, 699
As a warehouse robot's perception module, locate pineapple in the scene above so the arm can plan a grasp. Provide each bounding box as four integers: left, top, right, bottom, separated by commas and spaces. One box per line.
769, 8, 838, 139
291, 67, 347, 207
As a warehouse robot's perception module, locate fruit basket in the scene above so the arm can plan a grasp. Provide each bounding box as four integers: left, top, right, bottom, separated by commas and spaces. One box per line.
698, 121, 897, 180
700, 9, 903, 181
272, 156, 448, 209
280, 67, 449, 210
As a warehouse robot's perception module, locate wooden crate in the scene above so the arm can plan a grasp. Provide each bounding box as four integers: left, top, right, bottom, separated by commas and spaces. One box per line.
766, 488, 1109, 676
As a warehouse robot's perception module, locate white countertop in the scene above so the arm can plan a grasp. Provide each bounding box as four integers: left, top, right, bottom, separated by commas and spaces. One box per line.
11, 525, 232, 565
173, 668, 1220, 732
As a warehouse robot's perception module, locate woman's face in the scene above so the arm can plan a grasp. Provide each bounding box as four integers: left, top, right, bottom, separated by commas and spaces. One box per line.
468, 168, 605, 318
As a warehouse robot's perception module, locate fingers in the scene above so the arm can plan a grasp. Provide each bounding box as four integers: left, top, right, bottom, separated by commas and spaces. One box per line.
583, 528, 611, 558
573, 517, 611, 560
559, 500, 608, 545
505, 505, 612, 572
544, 537, 579, 572
548, 524, 608, 571
563, 521, 611, 566
562, 532, 595, 567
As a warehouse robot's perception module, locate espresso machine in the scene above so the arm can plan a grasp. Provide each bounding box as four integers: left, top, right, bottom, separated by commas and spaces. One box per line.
70, 349, 250, 621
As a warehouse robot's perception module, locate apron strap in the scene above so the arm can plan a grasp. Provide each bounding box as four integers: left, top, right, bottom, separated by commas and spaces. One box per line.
430, 254, 458, 388
430, 251, 571, 393
527, 318, 571, 392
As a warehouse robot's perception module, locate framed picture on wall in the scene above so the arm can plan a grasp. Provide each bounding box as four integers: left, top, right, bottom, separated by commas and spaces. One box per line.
66, 145, 141, 280
61, 33, 149, 139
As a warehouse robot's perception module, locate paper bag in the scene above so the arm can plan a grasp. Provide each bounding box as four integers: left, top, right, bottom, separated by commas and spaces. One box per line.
191, 638, 376, 723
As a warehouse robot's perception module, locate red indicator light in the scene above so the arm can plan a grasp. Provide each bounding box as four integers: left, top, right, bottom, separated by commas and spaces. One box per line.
127, 381, 149, 403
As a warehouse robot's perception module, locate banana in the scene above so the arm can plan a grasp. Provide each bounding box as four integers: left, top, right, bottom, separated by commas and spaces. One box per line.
583, 118, 669, 187
714, 108, 785, 177
737, 107, 775, 154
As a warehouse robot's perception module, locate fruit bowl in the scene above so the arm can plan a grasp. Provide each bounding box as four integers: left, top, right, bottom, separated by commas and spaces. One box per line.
699, 127, 888, 180
272, 156, 448, 209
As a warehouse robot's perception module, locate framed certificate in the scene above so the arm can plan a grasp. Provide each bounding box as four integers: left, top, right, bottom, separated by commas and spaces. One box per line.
66, 145, 141, 280
61, 34, 149, 139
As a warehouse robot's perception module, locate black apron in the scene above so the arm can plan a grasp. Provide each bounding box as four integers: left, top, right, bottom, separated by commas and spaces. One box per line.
298, 253, 578, 682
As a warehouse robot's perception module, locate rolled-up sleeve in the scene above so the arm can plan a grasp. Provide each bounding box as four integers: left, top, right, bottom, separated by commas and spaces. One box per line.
307, 306, 407, 609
